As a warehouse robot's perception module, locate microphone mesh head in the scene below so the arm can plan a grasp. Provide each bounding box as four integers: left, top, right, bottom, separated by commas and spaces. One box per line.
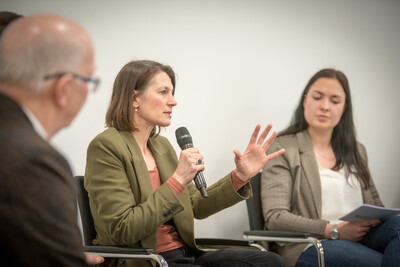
175, 127, 193, 149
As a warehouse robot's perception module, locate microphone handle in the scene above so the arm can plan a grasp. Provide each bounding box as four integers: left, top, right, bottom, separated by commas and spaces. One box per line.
194, 171, 208, 198
177, 138, 208, 198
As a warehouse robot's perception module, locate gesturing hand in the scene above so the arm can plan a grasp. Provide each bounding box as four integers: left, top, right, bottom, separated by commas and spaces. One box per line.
233, 124, 285, 181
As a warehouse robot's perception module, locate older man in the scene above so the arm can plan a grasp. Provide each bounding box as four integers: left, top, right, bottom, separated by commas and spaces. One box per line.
0, 14, 102, 266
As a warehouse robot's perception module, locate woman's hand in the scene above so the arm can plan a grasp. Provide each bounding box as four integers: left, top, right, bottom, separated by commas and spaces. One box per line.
337, 219, 380, 242
233, 124, 285, 181
173, 148, 204, 186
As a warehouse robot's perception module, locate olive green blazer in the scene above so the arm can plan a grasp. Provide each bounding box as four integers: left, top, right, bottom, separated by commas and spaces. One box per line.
261, 130, 383, 267
85, 128, 251, 267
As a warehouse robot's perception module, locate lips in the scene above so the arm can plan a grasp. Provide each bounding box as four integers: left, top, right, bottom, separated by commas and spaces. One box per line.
317, 115, 328, 120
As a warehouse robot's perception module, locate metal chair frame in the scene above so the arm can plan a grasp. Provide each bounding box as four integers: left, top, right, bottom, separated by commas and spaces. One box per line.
243, 173, 325, 267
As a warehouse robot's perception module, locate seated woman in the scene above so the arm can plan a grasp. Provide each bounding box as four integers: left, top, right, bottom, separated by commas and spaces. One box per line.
261, 68, 400, 267
85, 60, 285, 267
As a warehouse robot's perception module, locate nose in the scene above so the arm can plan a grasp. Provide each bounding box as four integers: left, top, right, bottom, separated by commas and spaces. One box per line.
169, 94, 177, 107
320, 98, 329, 111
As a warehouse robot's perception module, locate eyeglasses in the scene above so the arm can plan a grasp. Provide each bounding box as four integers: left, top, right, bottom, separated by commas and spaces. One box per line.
44, 72, 100, 93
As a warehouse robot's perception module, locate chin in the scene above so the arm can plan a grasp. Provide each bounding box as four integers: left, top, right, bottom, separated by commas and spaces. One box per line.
309, 124, 333, 132
158, 122, 171, 127
161, 119, 172, 126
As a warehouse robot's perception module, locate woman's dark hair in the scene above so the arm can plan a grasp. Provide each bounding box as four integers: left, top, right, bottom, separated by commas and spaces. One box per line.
280, 68, 371, 188
105, 60, 176, 137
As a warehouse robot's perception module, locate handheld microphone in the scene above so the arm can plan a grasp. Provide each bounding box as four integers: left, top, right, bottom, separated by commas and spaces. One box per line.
175, 127, 208, 198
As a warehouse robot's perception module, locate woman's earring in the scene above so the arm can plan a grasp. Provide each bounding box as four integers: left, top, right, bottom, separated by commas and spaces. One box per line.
134, 106, 139, 112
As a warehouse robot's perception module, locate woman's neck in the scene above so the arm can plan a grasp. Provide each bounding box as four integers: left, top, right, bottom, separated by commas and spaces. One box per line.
307, 128, 336, 169
307, 127, 332, 150
132, 127, 157, 170
132, 127, 153, 154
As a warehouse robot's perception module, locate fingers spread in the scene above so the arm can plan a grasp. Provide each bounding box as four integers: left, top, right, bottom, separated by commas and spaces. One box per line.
262, 131, 278, 151
249, 124, 262, 145
266, 148, 285, 161
256, 124, 272, 146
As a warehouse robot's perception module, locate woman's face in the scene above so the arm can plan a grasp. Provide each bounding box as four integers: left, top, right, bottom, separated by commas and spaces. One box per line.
133, 71, 177, 129
303, 77, 346, 133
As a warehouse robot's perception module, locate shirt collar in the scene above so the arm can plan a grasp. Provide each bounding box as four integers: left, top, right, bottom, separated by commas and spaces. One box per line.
22, 107, 49, 141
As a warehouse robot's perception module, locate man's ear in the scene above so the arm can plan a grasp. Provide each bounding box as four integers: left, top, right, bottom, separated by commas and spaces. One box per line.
52, 75, 73, 108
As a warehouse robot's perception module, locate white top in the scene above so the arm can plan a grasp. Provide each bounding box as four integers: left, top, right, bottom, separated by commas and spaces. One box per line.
319, 161, 363, 224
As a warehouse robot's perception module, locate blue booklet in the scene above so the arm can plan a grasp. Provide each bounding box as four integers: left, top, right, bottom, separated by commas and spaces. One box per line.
339, 204, 400, 222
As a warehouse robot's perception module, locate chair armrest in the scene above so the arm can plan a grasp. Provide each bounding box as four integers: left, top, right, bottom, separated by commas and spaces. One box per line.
84, 246, 168, 267
243, 230, 310, 238
195, 238, 255, 247
84, 245, 154, 255
195, 238, 266, 251
243, 230, 325, 267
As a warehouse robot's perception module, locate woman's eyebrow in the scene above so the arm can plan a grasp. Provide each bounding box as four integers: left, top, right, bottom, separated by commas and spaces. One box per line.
330, 94, 343, 99
310, 90, 323, 95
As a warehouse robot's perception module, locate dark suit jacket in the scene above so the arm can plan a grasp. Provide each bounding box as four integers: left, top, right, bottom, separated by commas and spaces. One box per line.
261, 130, 383, 267
85, 127, 251, 267
0, 93, 87, 266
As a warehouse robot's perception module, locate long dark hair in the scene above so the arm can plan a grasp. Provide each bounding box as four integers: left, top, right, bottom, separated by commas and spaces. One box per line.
280, 68, 371, 188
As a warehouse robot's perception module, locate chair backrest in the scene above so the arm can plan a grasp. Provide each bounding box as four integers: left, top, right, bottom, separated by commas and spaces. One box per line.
73, 175, 96, 246
246, 172, 265, 231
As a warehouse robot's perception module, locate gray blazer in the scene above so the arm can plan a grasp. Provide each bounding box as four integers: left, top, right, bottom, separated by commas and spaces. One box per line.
261, 130, 383, 267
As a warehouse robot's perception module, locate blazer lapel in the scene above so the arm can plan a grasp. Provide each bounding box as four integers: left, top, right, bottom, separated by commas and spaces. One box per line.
148, 137, 175, 184
297, 131, 322, 218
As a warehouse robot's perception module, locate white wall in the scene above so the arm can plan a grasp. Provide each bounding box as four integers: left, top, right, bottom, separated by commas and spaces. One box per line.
3, 0, 400, 239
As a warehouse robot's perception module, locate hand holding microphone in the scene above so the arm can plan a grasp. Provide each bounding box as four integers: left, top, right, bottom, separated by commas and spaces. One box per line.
175, 127, 208, 198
